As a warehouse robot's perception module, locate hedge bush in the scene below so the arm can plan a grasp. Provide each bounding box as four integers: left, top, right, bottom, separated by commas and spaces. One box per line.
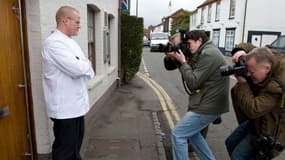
121, 11, 144, 83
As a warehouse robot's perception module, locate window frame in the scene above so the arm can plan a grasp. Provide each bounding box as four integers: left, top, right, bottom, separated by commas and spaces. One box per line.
225, 28, 236, 52
87, 7, 96, 72
201, 7, 205, 24
215, 2, 220, 21
207, 5, 212, 23
212, 29, 220, 47
229, 0, 236, 19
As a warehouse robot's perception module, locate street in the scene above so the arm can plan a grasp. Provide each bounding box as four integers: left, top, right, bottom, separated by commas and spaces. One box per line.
82, 47, 285, 160
140, 47, 285, 160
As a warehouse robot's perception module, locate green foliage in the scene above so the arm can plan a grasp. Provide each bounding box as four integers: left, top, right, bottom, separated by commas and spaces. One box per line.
121, 11, 144, 83
170, 11, 190, 35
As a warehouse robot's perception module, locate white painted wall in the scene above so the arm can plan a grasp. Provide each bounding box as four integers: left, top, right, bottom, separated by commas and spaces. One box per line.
190, 0, 285, 50
244, 0, 285, 40
25, 0, 119, 154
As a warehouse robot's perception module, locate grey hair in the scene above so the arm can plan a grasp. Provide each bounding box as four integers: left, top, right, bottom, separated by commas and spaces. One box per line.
170, 32, 180, 41
245, 47, 275, 65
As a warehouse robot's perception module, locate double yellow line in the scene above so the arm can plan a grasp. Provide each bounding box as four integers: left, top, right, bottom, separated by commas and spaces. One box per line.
137, 71, 200, 160
137, 72, 180, 128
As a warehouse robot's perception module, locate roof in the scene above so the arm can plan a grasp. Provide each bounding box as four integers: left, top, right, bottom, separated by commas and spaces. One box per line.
197, 0, 218, 8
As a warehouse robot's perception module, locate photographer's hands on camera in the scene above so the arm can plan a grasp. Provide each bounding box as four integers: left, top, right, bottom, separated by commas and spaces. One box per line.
165, 49, 187, 65
232, 50, 247, 83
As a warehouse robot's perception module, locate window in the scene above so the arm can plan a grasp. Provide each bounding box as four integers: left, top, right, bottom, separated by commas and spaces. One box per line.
229, 0, 236, 18
225, 29, 235, 52
87, 7, 96, 72
207, 5, 212, 23
191, 12, 197, 26
201, 8, 205, 24
215, 2, 220, 21
103, 12, 111, 65
212, 29, 220, 47
193, 13, 197, 26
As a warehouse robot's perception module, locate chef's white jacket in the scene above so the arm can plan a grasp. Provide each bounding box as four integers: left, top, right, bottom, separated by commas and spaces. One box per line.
42, 30, 94, 119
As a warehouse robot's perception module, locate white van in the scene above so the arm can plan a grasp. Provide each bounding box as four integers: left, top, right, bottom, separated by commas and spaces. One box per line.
150, 32, 169, 52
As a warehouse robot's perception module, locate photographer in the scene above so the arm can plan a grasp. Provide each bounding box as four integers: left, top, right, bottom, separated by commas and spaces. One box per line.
163, 32, 189, 70
165, 30, 229, 160
225, 46, 285, 160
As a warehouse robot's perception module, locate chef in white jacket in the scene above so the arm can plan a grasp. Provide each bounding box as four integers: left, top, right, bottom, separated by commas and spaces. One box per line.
41, 6, 94, 160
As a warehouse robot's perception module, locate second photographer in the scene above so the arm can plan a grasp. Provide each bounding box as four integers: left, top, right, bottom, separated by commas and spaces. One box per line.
225, 46, 285, 160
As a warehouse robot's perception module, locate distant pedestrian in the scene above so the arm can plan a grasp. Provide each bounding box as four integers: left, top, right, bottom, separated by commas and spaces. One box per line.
164, 30, 229, 160
41, 6, 94, 160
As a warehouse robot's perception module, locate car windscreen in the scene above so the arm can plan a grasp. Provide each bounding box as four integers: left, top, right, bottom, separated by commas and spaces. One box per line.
150, 33, 168, 40
271, 36, 285, 48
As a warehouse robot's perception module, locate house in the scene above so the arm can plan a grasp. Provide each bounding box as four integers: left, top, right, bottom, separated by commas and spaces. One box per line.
190, 0, 285, 55
1, 0, 120, 159
162, 8, 190, 34
151, 23, 164, 33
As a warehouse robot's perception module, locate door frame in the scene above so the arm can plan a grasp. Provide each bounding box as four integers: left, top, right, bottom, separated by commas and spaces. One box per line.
19, 0, 37, 159
247, 30, 281, 45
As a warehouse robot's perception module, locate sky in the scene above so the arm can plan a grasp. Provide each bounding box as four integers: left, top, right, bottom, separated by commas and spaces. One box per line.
130, 0, 205, 28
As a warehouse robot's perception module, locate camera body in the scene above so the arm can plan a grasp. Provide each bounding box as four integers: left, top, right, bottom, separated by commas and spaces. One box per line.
158, 29, 190, 58
159, 41, 180, 53
255, 134, 284, 160
220, 56, 247, 76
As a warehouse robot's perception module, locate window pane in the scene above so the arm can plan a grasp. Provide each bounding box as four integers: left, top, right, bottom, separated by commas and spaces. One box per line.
212, 30, 220, 46
229, 0, 236, 18
225, 29, 235, 51
207, 5, 211, 22
215, 3, 220, 21
87, 8, 96, 71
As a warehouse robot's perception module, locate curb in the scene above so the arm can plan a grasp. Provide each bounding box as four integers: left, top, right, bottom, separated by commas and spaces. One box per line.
152, 112, 167, 160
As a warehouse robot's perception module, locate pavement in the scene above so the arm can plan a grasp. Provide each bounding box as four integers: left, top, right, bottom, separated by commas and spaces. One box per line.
81, 75, 167, 160
80, 56, 285, 160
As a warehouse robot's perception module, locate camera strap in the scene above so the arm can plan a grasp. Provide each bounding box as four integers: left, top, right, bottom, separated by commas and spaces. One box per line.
181, 76, 192, 95
272, 79, 285, 146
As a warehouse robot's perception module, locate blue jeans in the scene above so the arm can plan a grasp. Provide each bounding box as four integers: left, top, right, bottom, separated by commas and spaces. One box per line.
225, 120, 256, 160
172, 111, 219, 160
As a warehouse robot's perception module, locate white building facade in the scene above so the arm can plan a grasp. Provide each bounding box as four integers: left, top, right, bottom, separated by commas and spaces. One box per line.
152, 23, 164, 32
24, 0, 120, 158
190, 0, 285, 55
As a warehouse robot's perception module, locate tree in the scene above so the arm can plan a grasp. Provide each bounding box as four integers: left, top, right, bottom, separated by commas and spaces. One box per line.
170, 11, 191, 35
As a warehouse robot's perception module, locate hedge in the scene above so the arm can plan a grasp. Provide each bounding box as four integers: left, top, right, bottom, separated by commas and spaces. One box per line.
121, 11, 144, 83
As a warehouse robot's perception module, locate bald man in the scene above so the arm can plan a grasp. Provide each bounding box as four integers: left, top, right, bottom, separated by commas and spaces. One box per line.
42, 6, 94, 160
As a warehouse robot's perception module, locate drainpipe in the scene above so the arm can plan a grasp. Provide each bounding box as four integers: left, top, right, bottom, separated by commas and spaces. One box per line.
117, 0, 122, 87
241, 0, 248, 42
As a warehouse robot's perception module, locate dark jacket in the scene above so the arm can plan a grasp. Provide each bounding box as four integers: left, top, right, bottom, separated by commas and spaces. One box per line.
178, 40, 229, 115
231, 43, 285, 155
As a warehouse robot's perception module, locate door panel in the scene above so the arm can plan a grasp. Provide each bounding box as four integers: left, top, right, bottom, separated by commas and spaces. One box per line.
0, 0, 31, 160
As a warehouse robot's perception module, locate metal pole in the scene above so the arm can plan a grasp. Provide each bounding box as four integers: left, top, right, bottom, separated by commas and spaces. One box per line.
242, 0, 248, 42
136, 0, 138, 16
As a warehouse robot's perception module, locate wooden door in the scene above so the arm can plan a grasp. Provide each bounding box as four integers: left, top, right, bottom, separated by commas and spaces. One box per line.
0, 0, 32, 159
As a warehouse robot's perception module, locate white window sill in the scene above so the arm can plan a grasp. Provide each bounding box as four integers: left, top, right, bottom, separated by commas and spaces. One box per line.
87, 75, 104, 91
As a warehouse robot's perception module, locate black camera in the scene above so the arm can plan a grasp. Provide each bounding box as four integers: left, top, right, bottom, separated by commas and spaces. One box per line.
158, 29, 190, 58
254, 134, 284, 160
220, 56, 247, 76
159, 41, 180, 52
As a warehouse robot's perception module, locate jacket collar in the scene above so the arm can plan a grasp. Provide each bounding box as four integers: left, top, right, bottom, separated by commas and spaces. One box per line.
191, 40, 212, 62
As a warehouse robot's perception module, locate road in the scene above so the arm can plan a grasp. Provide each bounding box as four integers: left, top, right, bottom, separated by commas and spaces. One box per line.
140, 47, 285, 160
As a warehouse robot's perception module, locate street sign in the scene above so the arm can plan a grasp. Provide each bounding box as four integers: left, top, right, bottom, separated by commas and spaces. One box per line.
121, 0, 129, 11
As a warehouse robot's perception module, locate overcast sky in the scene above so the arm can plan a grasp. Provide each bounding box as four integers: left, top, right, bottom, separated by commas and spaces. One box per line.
130, 0, 205, 28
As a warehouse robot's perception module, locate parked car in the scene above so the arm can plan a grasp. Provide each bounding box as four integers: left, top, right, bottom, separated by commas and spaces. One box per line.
143, 36, 150, 46
267, 35, 285, 54
149, 32, 169, 52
